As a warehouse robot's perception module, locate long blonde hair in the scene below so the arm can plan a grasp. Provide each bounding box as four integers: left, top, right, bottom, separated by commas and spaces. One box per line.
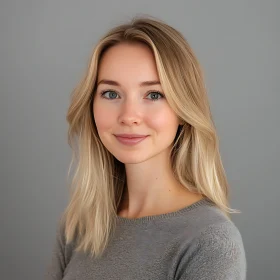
63, 16, 240, 259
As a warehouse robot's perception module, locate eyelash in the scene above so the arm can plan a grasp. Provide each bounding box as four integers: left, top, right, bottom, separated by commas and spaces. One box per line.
100, 90, 165, 101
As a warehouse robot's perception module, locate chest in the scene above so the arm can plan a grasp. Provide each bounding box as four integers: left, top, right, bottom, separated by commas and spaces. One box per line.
62, 236, 178, 280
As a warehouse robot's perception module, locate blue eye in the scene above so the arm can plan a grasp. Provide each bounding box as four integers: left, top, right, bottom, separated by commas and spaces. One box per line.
146, 91, 164, 101
101, 90, 119, 99
100, 90, 164, 101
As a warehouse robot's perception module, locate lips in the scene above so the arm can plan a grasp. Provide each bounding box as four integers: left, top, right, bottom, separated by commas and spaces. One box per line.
114, 134, 147, 138
114, 134, 148, 146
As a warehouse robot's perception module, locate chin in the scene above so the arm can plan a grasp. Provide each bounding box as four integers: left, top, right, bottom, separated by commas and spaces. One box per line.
112, 153, 151, 165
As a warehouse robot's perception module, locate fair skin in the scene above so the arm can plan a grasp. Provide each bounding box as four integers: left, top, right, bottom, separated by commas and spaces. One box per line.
93, 42, 203, 219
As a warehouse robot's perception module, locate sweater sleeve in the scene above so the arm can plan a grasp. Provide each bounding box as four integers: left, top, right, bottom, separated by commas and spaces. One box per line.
176, 222, 247, 280
44, 220, 67, 280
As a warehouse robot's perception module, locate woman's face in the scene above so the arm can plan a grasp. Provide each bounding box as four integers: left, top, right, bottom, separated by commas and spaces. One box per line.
93, 42, 181, 164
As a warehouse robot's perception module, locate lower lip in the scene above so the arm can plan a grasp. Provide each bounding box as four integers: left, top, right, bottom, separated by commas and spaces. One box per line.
115, 136, 148, 146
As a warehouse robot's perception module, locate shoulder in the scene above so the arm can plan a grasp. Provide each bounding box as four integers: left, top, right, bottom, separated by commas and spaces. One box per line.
175, 199, 246, 255
167, 198, 236, 238
174, 208, 247, 280
193, 220, 246, 263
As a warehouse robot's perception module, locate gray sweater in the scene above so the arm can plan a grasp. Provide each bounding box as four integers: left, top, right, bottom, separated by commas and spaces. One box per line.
45, 198, 247, 279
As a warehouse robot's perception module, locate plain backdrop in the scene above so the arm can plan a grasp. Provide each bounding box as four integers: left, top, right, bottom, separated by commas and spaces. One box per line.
1, 1, 279, 279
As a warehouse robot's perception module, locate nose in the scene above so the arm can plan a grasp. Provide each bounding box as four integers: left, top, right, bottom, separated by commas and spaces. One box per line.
118, 99, 142, 126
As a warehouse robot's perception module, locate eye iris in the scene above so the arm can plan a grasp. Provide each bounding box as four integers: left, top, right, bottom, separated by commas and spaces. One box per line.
109, 91, 117, 98
151, 92, 159, 99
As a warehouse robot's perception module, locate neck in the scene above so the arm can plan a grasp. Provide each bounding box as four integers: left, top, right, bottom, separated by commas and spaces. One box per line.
117, 150, 203, 218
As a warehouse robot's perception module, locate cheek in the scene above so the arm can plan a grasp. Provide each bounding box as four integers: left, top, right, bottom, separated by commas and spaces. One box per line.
146, 107, 179, 134
93, 103, 114, 133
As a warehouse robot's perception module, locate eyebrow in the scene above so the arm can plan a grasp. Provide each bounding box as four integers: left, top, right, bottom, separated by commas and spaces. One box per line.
97, 79, 161, 87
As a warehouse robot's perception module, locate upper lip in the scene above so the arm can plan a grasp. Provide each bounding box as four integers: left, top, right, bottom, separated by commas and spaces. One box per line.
114, 134, 148, 138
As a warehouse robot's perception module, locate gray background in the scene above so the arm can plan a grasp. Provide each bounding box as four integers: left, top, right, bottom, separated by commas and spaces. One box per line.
1, 1, 279, 279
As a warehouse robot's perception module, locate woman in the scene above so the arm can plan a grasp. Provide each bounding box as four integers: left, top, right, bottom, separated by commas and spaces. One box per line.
46, 16, 246, 279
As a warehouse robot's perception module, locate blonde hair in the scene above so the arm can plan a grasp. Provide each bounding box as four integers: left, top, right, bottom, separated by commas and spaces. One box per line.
63, 16, 240, 259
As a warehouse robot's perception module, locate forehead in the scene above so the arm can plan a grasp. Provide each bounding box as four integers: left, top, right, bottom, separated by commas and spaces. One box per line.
97, 42, 160, 85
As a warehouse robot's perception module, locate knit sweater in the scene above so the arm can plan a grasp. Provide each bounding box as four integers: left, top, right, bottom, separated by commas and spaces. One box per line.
45, 198, 247, 279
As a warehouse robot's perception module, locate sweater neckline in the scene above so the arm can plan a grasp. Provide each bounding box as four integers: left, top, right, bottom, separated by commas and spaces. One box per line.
116, 198, 213, 224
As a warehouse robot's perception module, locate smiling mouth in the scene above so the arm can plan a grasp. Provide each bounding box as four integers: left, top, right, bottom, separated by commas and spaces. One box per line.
114, 135, 148, 146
